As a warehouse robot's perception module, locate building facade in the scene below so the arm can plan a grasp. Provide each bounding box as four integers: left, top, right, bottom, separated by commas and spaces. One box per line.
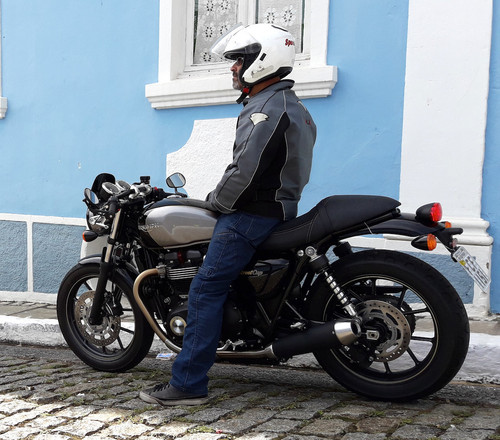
0, 0, 498, 316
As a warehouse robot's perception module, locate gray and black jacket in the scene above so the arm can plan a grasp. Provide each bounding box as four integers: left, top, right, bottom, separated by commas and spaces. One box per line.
208, 80, 316, 221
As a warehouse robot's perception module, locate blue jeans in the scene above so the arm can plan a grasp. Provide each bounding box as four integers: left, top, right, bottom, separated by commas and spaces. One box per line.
170, 211, 281, 395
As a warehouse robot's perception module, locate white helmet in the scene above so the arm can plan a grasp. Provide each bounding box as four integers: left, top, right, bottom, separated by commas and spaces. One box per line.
211, 23, 296, 87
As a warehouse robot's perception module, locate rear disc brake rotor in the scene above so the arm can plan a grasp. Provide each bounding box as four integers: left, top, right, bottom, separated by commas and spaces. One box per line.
74, 291, 121, 346
357, 299, 411, 362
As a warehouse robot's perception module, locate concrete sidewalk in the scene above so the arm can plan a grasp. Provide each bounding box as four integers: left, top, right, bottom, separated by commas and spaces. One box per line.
0, 300, 499, 385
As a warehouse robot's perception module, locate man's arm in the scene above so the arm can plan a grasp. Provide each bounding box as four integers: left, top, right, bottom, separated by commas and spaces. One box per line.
208, 106, 290, 214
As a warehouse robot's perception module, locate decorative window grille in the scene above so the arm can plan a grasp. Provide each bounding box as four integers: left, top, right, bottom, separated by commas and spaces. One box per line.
193, 0, 305, 65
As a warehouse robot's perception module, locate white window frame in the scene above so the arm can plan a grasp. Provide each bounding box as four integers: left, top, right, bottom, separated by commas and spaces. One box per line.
0, 0, 7, 119
145, 0, 337, 109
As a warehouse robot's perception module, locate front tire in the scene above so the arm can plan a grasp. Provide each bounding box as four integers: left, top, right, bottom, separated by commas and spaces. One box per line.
307, 249, 469, 401
57, 263, 154, 372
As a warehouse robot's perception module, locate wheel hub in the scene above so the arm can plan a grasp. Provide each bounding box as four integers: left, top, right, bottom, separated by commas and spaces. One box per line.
357, 299, 411, 362
75, 291, 121, 346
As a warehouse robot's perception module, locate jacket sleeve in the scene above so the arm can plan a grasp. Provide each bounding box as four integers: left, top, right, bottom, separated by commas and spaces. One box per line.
209, 102, 290, 214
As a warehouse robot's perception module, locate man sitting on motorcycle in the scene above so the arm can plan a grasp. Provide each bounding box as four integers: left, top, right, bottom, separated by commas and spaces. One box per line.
140, 23, 317, 406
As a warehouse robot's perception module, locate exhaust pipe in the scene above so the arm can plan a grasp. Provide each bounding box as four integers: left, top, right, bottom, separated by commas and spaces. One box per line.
270, 319, 361, 359
133, 268, 360, 360
217, 319, 360, 360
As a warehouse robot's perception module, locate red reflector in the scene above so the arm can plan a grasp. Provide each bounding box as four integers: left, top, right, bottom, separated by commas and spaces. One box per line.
430, 203, 442, 222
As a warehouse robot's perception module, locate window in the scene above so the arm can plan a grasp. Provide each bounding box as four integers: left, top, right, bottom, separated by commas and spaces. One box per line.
146, 0, 336, 109
0, 0, 7, 119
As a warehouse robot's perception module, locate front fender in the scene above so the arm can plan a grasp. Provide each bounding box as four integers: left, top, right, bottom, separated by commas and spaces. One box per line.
78, 254, 139, 288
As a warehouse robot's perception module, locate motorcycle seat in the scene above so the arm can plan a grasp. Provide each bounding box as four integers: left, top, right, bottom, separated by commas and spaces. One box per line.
259, 195, 400, 252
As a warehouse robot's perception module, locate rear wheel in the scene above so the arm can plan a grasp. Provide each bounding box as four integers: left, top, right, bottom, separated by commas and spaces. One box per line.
307, 249, 469, 401
57, 263, 154, 372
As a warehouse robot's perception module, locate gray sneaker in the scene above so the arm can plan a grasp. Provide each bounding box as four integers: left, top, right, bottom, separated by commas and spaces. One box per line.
139, 383, 208, 406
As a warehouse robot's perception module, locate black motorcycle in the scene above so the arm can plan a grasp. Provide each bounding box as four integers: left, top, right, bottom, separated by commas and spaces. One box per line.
57, 173, 488, 401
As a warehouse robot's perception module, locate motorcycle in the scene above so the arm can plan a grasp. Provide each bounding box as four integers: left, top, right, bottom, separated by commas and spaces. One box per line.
57, 172, 489, 401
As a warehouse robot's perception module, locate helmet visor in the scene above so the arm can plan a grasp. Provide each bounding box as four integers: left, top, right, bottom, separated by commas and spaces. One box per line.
210, 24, 245, 59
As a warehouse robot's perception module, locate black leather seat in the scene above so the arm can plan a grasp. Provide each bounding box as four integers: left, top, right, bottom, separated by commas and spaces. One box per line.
259, 195, 400, 252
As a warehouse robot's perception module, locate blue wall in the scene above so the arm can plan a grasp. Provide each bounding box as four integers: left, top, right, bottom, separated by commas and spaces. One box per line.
0, 0, 495, 306
483, 0, 500, 313
300, 0, 408, 214
0, 221, 27, 291
0, 0, 408, 219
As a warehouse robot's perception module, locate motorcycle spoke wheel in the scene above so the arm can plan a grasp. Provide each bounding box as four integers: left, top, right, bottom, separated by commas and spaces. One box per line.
308, 249, 469, 401
57, 263, 153, 372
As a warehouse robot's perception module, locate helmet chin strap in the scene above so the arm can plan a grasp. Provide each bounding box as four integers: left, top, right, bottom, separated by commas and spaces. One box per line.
236, 86, 251, 104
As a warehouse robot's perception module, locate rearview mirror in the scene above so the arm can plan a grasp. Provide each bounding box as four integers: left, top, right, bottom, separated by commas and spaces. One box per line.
166, 173, 186, 189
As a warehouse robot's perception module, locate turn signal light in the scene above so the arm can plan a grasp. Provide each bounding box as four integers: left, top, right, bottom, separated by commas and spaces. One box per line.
416, 202, 442, 224
82, 230, 98, 243
411, 234, 437, 251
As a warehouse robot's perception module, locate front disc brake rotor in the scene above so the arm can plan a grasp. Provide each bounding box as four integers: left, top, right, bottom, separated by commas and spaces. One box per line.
357, 299, 411, 362
75, 291, 121, 346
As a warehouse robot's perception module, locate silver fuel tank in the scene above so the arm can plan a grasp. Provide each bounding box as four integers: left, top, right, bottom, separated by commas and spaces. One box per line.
139, 199, 218, 249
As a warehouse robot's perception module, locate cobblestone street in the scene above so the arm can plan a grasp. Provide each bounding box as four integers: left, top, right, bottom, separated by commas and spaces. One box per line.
0, 344, 498, 440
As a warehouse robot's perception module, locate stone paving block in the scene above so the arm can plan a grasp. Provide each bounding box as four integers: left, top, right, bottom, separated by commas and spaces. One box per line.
32, 435, 72, 440
134, 408, 188, 425
323, 404, 377, 420
213, 397, 249, 411
299, 418, 352, 437
54, 404, 98, 418
281, 435, 326, 440
275, 406, 319, 420
237, 433, 281, 440
209, 417, 259, 435
254, 417, 303, 433
439, 426, 495, 440
1, 409, 40, 426
355, 416, 401, 434
412, 403, 465, 426
461, 407, 500, 430
52, 419, 105, 437
148, 421, 196, 437
340, 433, 387, 440
185, 407, 233, 423
98, 419, 153, 439
390, 423, 442, 439
256, 394, 299, 409
86, 407, 134, 423
0, 426, 40, 440
302, 395, 340, 411
0, 399, 37, 415
26, 415, 67, 429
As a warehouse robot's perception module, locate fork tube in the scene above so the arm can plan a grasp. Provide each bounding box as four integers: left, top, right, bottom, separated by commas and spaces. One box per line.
88, 210, 122, 325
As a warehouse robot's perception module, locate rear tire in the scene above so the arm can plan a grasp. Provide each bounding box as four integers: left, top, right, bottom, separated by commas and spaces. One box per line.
57, 263, 154, 372
307, 249, 469, 401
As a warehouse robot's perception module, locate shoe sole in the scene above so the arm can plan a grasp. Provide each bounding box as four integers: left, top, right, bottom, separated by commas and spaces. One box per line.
139, 391, 208, 406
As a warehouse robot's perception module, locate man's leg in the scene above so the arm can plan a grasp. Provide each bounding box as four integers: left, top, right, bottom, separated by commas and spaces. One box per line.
140, 211, 280, 405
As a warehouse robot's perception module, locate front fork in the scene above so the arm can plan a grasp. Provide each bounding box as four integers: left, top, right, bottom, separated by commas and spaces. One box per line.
88, 209, 122, 325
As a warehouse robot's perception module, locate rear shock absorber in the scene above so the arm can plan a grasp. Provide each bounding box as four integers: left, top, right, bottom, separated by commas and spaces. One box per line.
301, 246, 358, 318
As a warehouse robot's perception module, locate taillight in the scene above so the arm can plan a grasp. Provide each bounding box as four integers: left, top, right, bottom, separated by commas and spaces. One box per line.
416, 202, 442, 224
430, 203, 442, 222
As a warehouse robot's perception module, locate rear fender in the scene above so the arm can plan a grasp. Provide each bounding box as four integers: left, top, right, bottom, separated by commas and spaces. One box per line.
339, 216, 463, 250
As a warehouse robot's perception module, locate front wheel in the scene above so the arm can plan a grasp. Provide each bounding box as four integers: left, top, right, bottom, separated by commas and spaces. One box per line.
57, 263, 154, 372
307, 249, 469, 401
